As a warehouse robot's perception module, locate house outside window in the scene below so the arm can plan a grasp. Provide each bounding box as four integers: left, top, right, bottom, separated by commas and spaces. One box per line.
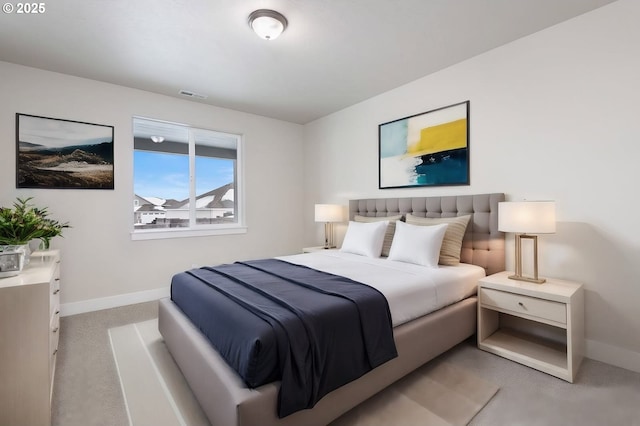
132, 117, 245, 240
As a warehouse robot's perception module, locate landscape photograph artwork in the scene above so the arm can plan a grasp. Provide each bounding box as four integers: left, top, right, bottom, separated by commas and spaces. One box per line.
379, 101, 469, 189
16, 114, 114, 189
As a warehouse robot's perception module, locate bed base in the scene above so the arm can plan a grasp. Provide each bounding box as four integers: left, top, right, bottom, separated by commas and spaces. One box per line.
158, 296, 477, 426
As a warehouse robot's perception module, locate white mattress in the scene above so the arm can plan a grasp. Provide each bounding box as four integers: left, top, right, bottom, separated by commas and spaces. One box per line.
278, 250, 485, 327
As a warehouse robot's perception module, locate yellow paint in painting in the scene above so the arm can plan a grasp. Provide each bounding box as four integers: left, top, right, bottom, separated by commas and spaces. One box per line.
406, 118, 467, 157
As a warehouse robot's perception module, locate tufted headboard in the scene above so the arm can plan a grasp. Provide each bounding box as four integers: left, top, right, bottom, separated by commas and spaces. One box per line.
349, 193, 505, 275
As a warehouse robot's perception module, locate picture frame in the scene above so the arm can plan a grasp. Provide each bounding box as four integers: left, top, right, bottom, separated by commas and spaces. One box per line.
16, 113, 114, 189
378, 101, 470, 189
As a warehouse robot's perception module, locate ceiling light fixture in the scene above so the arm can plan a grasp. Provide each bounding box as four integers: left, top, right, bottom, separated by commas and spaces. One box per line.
248, 9, 287, 40
150, 136, 165, 143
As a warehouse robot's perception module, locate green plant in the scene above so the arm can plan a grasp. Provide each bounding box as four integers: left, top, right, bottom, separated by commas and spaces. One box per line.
0, 197, 70, 248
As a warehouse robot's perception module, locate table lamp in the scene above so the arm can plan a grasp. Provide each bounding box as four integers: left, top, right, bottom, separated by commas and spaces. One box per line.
314, 204, 342, 249
498, 201, 556, 283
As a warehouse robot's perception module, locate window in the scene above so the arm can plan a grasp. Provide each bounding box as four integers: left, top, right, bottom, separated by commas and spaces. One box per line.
132, 117, 244, 239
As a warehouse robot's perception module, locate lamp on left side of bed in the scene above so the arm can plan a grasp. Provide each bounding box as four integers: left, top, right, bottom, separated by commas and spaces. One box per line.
315, 204, 343, 249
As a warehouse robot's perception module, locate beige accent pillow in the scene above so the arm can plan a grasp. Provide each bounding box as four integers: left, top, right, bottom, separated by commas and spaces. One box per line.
354, 214, 403, 257
405, 214, 471, 266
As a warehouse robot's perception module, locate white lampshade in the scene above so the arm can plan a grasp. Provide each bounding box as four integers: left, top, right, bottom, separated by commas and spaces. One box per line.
314, 204, 342, 223
499, 201, 556, 234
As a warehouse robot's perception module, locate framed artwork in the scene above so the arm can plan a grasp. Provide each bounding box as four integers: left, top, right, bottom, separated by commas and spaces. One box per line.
16, 113, 114, 189
379, 101, 470, 189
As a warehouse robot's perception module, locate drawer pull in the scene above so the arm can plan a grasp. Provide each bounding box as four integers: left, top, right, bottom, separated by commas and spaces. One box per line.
52, 327, 59, 333
518, 302, 525, 307
55, 310, 60, 315
53, 349, 58, 356
55, 278, 60, 282
53, 289, 60, 295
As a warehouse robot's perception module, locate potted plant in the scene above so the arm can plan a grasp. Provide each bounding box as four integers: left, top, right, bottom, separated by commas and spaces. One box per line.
0, 197, 70, 277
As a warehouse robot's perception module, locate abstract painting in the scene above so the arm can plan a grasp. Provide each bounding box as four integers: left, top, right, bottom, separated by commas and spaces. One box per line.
379, 101, 469, 189
16, 114, 114, 189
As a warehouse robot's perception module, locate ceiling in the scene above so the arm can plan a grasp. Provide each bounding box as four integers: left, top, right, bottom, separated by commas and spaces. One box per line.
0, 0, 616, 124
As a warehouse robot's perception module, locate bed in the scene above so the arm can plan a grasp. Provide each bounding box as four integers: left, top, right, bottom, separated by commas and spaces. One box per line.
158, 193, 505, 426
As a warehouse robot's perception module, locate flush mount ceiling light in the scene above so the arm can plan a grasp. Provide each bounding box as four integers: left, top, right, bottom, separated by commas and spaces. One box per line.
150, 136, 165, 143
248, 9, 287, 40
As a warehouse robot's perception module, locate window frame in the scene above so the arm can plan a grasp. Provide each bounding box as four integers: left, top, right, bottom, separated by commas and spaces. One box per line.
131, 116, 246, 241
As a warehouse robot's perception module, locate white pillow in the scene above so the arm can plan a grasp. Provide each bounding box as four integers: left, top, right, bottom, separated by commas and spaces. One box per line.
340, 220, 389, 258
387, 221, 448, 268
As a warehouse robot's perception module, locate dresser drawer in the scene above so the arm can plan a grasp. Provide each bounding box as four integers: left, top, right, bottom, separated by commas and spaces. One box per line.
50, 313, 60, 357
480, 287, 566, 325
49, 271, 60, 319
49, 312, 60, 379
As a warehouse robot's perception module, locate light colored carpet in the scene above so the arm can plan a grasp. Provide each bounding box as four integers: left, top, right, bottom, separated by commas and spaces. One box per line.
109, 319, 498, 426
330, 361, 498, 426
54, 302, 640, 426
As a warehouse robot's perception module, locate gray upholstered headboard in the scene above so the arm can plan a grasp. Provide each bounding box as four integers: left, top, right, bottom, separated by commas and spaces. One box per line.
349, 193, 505, 275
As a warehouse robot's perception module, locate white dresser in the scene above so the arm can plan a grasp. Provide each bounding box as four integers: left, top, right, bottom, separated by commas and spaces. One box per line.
0, 250, 61, 426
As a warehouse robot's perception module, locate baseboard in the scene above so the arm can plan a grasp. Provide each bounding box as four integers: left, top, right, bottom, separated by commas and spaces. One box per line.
586, 339, 640, 374
61, 287, 170, 317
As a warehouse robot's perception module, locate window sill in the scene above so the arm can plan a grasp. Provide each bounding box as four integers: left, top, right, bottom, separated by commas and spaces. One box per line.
131, 225, 247, 241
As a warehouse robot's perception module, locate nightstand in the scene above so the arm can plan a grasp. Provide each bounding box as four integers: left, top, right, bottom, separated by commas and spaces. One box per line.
477, 271, 584, 382
302, 246, 329, 253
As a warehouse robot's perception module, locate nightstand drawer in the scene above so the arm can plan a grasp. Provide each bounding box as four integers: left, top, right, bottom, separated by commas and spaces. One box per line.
480, 288, 566, 325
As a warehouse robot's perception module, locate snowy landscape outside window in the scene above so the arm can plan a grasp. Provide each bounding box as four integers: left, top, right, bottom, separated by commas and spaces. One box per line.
132, 117, 244, 239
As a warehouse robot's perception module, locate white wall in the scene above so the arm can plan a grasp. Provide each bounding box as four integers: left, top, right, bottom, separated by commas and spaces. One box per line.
0, 61, 305, 311
303, 0, 640, 372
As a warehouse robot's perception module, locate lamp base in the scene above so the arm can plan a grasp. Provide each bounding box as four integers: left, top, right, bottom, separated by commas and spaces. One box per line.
511, 234, 546, 284
508, 274, 546, 284
323, 222, 336, 250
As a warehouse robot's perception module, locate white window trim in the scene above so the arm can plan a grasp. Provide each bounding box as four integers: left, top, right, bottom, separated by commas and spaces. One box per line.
131, 116, 246, 240
131, 225, 247, 241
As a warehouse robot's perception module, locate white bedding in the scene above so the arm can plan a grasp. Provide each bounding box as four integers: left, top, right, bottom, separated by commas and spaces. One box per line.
278, 250, 485, 327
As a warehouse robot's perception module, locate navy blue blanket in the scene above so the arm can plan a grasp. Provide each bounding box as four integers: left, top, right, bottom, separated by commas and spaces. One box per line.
170, 259, 397, 417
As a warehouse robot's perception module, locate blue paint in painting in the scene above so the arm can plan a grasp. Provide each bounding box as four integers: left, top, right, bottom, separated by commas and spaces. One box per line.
414, 149, 468, 185
379, 119, 408, 158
